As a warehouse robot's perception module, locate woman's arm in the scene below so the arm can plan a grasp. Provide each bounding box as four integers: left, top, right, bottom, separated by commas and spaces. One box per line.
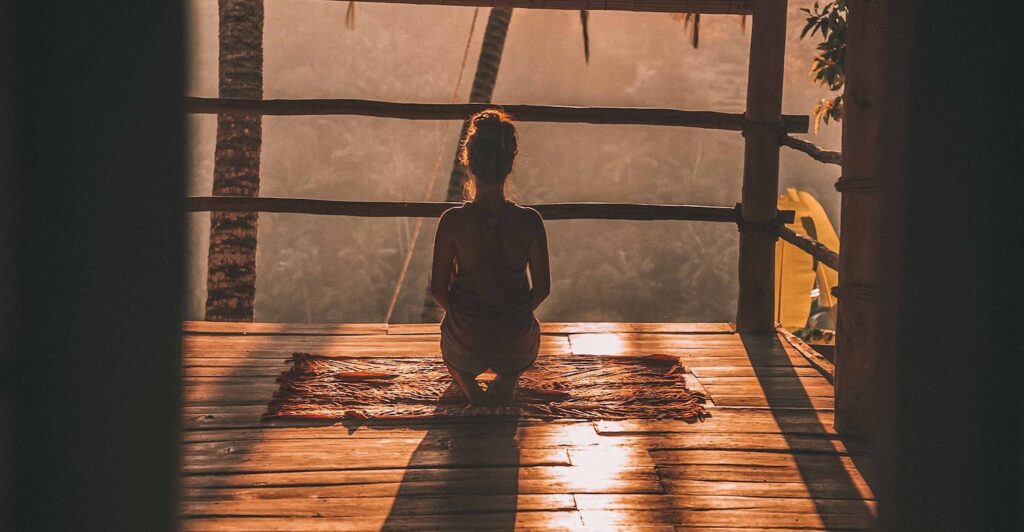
526, 210, 550, 311
429, 211, 457, 313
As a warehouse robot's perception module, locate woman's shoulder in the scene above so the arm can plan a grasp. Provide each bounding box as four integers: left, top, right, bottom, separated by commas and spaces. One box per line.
437, 203, 473, 234
439, 202, 473, 220
505, 203, 545, 242
508, 203, 544, 224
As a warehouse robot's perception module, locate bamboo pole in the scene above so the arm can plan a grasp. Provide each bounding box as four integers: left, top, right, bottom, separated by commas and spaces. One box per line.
321, 0, 754, 15
777, 226, 840, 271
736, 0, 788, 334
184, 97, 809, 133
185, 196, 756, 222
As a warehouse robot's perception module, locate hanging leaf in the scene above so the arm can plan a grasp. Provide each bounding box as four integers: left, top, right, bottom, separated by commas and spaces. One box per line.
579, 10, 591, 63
345, 1, 356, 31
812, 95, 843, 132
687, 13, 700, 49
670, 13, 700, 49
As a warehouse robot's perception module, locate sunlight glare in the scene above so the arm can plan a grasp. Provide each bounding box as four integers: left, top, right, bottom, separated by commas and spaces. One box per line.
571, 333, 626, 355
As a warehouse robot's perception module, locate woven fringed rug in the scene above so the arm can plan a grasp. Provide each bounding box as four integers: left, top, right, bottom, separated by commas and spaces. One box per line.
264, 352, 708, 421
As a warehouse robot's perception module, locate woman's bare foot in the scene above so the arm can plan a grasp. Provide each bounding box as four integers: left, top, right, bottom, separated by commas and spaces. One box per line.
461, 383, 490, 406
445, 364, 490, 406
488, 373, 520, 405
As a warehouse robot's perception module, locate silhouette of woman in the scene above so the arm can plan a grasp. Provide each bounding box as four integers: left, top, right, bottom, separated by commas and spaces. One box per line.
429, 109, 550, 405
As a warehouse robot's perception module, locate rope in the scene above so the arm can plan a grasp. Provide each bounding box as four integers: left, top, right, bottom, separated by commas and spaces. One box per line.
382, 8, 480, 325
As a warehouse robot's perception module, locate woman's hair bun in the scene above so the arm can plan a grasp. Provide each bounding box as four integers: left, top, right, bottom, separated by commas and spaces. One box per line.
460, 109, 517, 183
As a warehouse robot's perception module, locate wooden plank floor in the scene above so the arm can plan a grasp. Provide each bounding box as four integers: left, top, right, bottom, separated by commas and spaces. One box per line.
180, 322, 875, 530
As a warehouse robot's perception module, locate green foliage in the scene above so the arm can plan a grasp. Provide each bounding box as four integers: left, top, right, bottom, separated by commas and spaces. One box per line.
800, 1, 846, 131
345, 1, 356, 31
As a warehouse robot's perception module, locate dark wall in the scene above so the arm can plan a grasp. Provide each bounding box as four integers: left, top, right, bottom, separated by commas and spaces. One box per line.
878, 1, 1023, 529
4, 3, 185, 531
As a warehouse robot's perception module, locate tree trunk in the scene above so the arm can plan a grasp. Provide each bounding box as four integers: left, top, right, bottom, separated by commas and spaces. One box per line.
205, 0, 264, 321
421, 7, 513, 322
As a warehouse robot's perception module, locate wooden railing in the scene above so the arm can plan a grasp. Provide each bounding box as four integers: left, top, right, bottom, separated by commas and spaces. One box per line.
186, 196, 796, 224
185, 97, 810, 134
777, 226, 840, 271
780, 134, 842, 166
187, 0, 809, 332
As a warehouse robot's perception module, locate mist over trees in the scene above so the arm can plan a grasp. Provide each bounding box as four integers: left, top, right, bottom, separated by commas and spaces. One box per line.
185, 2, 842, 323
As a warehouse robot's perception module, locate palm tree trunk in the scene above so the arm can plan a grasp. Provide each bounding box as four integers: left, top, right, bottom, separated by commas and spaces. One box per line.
443, 8, 514, 202
421, 7, 513, 322
205, 0, 263, 321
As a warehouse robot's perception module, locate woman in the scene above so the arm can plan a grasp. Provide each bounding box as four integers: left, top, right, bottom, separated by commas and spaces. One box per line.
429, 109, 550, 405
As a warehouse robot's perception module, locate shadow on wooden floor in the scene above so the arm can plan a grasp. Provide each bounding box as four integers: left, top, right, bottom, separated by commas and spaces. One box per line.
380, 411, 522, 530
741, 333, 876, 528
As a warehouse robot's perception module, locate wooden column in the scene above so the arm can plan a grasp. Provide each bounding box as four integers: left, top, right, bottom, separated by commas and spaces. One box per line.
833, 0, 887, 440
8, 3, 184, 530
736, 0, 788, 334
873, 1, 1024, 528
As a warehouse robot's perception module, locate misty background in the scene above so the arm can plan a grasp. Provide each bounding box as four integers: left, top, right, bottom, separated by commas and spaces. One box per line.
185, 1, 842, 323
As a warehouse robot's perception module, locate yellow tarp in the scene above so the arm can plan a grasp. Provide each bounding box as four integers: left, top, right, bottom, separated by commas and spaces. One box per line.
774, 188, 840, 330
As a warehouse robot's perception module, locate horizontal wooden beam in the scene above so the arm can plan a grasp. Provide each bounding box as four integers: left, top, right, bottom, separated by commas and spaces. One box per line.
325, 0, 753, 15
186, 196, 758, 222
777, 225, 840, 271
185, 97, 810, 133
780, 134, 842, 165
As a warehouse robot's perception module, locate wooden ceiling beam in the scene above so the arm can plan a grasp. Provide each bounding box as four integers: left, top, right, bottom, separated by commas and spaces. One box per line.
322, 0, 753, 15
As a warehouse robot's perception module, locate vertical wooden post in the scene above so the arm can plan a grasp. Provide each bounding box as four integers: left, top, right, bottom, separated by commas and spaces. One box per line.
736, 0, 789, 334
833, 0, 887, 441
868, 1, 1024, 527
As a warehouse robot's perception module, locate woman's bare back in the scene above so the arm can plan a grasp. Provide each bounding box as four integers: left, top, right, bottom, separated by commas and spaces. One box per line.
430, 198, 550, 388
431, 200, 549, 314
447, 201, 538, 275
